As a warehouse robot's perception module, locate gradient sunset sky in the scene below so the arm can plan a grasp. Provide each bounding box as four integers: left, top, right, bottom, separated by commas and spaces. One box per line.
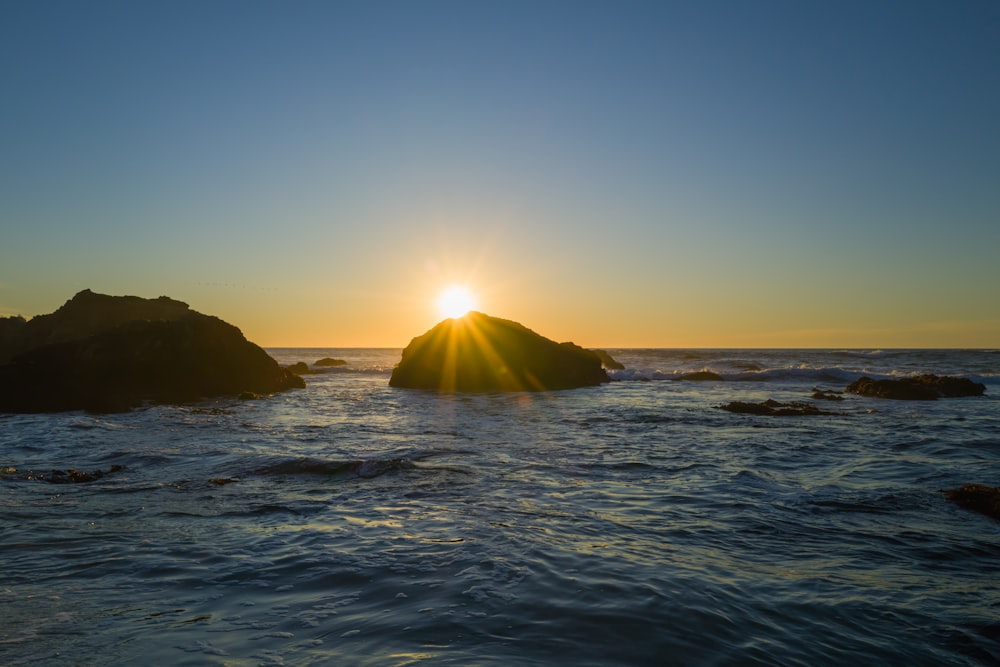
2, 1, 998, 347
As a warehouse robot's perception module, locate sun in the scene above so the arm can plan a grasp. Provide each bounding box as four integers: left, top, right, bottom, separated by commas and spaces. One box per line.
436, 285, 477, 319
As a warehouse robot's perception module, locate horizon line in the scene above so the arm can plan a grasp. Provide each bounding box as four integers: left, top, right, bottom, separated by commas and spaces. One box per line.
262, 345, 1000, 351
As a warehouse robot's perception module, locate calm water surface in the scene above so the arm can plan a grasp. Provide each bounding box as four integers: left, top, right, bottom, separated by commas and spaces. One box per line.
2, 349, 999, 665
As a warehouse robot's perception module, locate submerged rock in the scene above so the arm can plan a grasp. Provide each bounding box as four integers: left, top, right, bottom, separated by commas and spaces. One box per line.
286, 361, 322, 375
944, 484, 1000, 520
846, 375, 985, 400
812, 388, 845, 401
287, 359, 346, 374
389, 312, 609, 392
0, 290, 304, 413
1, 464, 124, 483
719, 399, 841, 416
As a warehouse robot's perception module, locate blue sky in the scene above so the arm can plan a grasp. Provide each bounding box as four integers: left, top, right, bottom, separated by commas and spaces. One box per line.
2, 0, 998, 346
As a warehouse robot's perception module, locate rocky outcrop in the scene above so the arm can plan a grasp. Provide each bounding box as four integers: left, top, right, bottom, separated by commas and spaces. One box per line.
846, 374, 985, 400
286, 362, 318, 375
0, 290, 304, 413
285, 359, 348, 375
0, 289, 193, 363
944, 484, 1000, 520
389, 312, 610, 392
812, 388, 845, 401
590, 349, 624, 370
0, 315, 27, 360
719, 399, 842, 416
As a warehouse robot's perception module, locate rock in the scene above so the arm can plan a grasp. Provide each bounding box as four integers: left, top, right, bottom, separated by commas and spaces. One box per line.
0, 464, 124, 483
389, 311, 610, 392
0, 289, 193, 363
0, 290, 304, 413
846, 374, 985, 400
812, 388, 845, 401
674, 371, 725, 381
315, 357, 347, 367
944, 484, 1000, 520
590, 349, 624, 370
46, 465, 124, 484
286, 361, 326, 375
0, 315, 27, 360
719, 399, 841, 416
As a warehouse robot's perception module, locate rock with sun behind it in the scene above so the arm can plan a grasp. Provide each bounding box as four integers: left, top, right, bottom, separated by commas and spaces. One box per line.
389, 312, 610, 392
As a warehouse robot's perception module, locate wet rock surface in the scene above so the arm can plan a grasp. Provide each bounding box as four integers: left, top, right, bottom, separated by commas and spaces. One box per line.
812, 388, 845, 401
1, 464, 124, 484
944, 484, 1000, 520
719, 399, 843, 416
846, 374, 985, 400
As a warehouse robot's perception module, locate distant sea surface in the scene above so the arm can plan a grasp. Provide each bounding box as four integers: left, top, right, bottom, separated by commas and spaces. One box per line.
2, 349, 999, 666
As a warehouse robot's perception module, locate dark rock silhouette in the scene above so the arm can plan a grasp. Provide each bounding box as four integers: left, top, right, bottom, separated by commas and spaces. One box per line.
286, 361, 315, 375
0, 290, 304, 413
285, 359, 347, 375
675, 371, 725, 381
719, 399, 841, 416
944, 484, 1000, 520
1, 464, 124, 483
0, 289, 193, 363
287, 361, 332, 375
0, 315, 27, 361
812, 388, 845, 401
846, 374, 985, 400
389, 312, 609, 392
590, 349, 624, 370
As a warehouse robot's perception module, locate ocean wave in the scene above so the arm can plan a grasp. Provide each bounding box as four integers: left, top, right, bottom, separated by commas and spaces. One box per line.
830, 349, 887, 357
608, 366, 860, 385
312, 365, 395, 375
68, 417, 133, 430
608, 365, 997, 388
253, 456, 418, 479
4, 347, 998, 667
221, 503, 312, 517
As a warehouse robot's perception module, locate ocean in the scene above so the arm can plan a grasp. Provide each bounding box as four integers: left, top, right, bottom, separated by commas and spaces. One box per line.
2, 348, 998, 666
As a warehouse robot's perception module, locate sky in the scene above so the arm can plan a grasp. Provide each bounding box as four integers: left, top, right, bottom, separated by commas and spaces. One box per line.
2, 0, 998, 348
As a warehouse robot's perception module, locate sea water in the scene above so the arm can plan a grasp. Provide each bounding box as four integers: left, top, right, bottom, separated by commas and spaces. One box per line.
2, 349, 998, 666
